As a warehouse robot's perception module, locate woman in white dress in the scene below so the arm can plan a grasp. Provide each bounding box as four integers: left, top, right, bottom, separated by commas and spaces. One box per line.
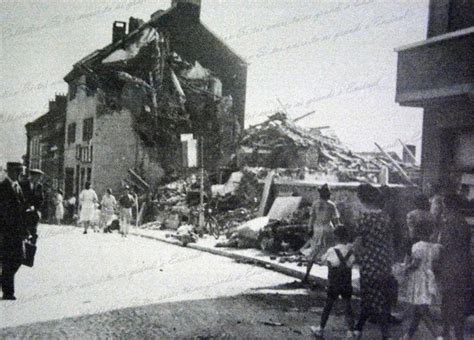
302, 184, 340, 282
79, 181, 98, 234
100, 188, 117, 231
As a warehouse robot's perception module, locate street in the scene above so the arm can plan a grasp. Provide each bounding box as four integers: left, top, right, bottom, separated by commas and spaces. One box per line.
1, 224, 473, 339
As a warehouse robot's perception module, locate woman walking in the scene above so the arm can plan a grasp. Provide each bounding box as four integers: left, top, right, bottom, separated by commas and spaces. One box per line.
302, 184, 340, 283
54, 189, 64, 226
100, 188, 117, 232
118, 185, 135, 237
79, 182, 98, 234
352, 184, 393, 340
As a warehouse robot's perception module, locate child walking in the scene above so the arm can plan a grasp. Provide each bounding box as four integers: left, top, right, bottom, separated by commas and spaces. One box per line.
310, 225, 355, 338
402, 221, 442, 340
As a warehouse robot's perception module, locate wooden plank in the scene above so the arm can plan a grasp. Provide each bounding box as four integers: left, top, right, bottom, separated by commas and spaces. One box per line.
128, 169, 150, 190
374, 142, 416, 186
258, 170, 274, 217
398, 139, 417, 163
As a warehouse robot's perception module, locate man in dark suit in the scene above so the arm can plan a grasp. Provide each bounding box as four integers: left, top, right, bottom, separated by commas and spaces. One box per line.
19, 168, 44, 239
0, 162, 28, 300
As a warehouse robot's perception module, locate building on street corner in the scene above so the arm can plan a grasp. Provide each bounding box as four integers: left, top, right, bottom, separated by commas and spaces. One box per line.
25, 94, 67, 192
395, 0, 474, 194
61, 0, 247, 198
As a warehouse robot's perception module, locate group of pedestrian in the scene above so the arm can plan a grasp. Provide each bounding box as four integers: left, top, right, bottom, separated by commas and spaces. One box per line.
78, 182, 136, 237
306, 182, 472, 340
0, 163, 43, 300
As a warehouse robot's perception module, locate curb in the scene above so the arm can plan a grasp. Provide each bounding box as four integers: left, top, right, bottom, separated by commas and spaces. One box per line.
130, 231, 327, 286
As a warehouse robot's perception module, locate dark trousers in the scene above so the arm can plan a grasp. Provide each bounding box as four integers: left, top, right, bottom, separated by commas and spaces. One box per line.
355, 306, 390, 339
320, 293, 354, 330
441, 294, 466, 340
1, 260, 21, 297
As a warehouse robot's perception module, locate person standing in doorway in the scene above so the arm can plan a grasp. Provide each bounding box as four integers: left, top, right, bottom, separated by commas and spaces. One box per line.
118, 186, 134, 237
79, 182, 98, 234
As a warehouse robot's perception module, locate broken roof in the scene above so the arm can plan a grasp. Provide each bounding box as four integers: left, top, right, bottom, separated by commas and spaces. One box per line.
64, 3, 246, 82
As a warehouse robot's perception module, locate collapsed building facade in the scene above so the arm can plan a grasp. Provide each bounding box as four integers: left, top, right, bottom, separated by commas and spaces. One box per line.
239, 113, 420, 185
63, 0, 247, 198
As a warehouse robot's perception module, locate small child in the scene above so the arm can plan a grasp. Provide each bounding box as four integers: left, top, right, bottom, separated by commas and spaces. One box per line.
402, 221, 442, 340
91, 204, 102, 233
310, 225, 355, 338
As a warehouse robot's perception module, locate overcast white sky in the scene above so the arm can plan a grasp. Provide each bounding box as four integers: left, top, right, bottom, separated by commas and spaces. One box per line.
0, 0, 430, 166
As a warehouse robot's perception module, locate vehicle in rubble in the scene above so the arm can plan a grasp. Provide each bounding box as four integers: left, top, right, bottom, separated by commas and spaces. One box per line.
257, 221, 310, 253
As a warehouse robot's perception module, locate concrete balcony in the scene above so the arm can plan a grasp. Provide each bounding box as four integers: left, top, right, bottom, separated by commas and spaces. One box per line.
395, 27, 474, 107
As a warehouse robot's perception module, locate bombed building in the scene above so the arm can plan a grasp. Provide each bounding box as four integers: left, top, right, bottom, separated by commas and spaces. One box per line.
62, 0, 247, 198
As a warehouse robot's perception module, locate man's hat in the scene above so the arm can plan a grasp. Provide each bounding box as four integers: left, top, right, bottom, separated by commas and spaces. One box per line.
29, 168, 45, 176
318, 183, 331, 196
124, 185, 130, 190
6, 162, 25, 171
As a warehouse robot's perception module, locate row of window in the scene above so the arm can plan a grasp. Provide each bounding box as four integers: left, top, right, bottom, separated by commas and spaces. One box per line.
67, 117, 94, 144
64, 166, 92, 198
75, 145, 93, 163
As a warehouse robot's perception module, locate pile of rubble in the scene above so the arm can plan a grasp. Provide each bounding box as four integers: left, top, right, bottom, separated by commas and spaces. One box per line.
239, 113, 419, 185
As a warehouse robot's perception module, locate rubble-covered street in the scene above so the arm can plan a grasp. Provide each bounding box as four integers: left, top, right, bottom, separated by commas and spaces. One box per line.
1, 0, 473, 339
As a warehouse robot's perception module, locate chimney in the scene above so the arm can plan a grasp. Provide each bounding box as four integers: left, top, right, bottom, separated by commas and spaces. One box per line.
55, 94, 68, 113
112, 21, 127, 43
171, 0, 201, 21
49, 100, 57, 112
129, 17, 144, 33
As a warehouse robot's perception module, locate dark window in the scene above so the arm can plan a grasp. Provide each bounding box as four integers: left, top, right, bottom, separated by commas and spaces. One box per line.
75, 165, 80, 195
75, 144, 82, 160
65, 168, 74, 198
83, 118, 94, 141
86, 168, 92, 184
67, 123, 76, 144
80, 168, 85, 190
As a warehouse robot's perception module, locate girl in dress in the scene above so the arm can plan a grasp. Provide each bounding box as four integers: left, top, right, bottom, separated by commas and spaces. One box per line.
54, 189, 64, 226
402, 220, 442, 339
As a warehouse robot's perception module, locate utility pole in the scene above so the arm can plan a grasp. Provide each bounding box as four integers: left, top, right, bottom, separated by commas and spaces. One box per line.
199, 136, 205, 228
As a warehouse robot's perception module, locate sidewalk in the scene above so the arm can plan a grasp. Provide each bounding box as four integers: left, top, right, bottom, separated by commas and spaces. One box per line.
130, 227, 360, 291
